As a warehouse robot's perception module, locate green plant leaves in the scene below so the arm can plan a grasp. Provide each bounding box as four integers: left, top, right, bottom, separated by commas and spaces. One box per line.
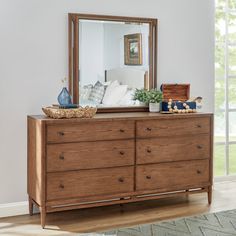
133, 88, 162, 103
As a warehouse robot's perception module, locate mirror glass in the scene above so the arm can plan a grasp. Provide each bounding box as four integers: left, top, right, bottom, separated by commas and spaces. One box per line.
78, 19, 150, 108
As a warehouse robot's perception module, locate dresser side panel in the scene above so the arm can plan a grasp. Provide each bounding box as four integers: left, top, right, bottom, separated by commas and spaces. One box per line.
209, 114, 214, 185
27, 117, 45, 205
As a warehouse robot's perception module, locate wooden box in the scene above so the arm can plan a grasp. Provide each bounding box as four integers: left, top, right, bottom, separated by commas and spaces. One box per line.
160, 84, 196, 111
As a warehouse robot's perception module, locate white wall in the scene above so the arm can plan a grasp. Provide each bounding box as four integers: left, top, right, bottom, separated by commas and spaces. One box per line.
79, 21, 104, 86
0, 0, 214, 204
103, 23, 149, 70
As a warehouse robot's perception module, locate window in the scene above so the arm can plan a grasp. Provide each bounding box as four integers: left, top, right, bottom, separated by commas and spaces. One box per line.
215, 0, 236, 176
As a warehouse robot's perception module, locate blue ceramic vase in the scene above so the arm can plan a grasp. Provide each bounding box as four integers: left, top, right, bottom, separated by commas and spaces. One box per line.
57, 87, 72, 105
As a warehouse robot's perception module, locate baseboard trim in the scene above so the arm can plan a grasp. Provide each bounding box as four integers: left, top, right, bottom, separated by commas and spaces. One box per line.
0, 201, 28, 218
214, 175, 236, 183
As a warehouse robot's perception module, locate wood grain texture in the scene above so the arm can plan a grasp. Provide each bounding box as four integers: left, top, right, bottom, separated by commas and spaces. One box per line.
136, 117, 210, 138
153, 20, 158, 88
68, 14, 72, 94
29, 112, 213, 123
27, 112, 213, 228
73, 17, 79, 103
136, 160, 210, 191
2, 181, 235, 235
68, 13, 157, 112
47, 121, 135, 143
47, 166, 134, 201
136, 135, 210, 164
162, 84, 190, 101
47, 140, 135, 172
27, 117, 45, 205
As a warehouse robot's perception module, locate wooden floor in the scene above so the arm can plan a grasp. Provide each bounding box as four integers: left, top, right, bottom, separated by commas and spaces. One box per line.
0, 181, 236, 236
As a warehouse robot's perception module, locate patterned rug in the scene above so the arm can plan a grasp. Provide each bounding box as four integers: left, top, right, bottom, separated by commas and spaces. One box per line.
95, 209, 236, 236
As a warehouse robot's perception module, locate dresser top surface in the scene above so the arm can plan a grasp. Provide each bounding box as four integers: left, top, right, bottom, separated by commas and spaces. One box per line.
28, 112, 213, 124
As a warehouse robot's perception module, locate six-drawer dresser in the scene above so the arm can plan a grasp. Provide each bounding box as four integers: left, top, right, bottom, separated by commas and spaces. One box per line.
27, 112, 213, 228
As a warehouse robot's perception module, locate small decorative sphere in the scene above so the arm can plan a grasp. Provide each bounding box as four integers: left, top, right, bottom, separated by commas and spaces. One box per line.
183, 103, 187, 107
188, 109, 192, 113
186, 105, 190, 109
193, 109, 197, 113
178, 110, 182, 113
169, 108, 173, 112
185, 109, 189, 113
169, 99, 173, 102
174, 105, 178, 110
182, 109, 186, 113
168, 101, 172, 105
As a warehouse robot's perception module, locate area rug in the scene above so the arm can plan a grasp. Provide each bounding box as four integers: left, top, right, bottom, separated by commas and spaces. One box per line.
96, 209, 236, 236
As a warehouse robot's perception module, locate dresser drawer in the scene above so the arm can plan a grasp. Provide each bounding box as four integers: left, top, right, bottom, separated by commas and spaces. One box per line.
47, 140, 135, 172
136, 160, 209, 191
136, 135, 210, 164
47, 166, 134, 200
136, 117, 210, 138
47, 121, 135, 143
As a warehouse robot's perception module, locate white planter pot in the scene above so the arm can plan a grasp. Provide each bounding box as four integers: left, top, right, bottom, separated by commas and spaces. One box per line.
149, 103, 160, 112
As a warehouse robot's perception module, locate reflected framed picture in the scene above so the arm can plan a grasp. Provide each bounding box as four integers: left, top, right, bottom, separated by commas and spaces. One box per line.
124, 33, 142, 65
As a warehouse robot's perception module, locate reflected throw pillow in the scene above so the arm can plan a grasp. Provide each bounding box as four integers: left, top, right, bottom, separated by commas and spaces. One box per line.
88, 81, 105, 104
102, 83, 128, 106
80, 84, 93, 100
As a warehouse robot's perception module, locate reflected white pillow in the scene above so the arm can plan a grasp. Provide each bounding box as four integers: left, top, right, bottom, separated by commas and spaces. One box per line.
102, 83, 128, 105
102, 80, 120, 104
118, 89, 135, 106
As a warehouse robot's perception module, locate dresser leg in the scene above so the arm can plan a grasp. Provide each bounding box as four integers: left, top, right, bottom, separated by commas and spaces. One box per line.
208, 186, 212, 205
28, 196, 33, 216
39, 206, 46, 229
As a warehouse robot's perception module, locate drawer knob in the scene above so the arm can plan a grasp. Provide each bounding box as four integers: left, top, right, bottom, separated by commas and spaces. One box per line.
197, 145, 203, 149
120, 129, 125, 133
58, 131, 65, 136
59, 154, 64, 160
118, 177, 124, 183
146, 175, 152, 179
119, 151, 125, 155
146, 127, 152, 131
197, 124, 202, 128
197, 170, 201, 174
147, 148, 152, 153
59, 184, 64, 189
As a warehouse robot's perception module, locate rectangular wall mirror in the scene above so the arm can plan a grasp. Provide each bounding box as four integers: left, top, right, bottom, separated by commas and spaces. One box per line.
68, 13, 158, 112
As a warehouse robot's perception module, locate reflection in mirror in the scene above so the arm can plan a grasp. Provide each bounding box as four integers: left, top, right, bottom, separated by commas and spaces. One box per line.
79, 19, 150, 108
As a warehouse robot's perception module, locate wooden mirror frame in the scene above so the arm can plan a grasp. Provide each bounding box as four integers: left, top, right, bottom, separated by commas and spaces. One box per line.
68, 13, 158, 113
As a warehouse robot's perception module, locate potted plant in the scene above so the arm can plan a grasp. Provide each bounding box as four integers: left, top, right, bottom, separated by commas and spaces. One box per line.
133, 88, 148, 106
146, 89, 163, 112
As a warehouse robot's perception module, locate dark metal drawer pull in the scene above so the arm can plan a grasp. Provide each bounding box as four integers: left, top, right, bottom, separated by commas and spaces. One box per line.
147, 148, 152, 153
58, 131, 65, 136
197, 124, 202, 128
59, 184, 64, 189
146, 175, 152, 179
118, 177, 124, 183
197, 145, 203, 149
59, 154, 64, 160
197, 170, 201, 174
119, 151, 125, 155
146, 127, 152, 131
120, 129, 125, 133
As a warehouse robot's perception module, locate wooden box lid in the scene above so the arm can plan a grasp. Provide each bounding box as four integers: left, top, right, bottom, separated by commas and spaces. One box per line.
161, 84, 190, 101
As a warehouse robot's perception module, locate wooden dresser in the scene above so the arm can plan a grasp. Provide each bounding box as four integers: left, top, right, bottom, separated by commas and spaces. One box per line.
27, 112, 213, 228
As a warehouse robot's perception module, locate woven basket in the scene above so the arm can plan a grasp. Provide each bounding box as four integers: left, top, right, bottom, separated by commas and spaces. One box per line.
42, 106, 97, 119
